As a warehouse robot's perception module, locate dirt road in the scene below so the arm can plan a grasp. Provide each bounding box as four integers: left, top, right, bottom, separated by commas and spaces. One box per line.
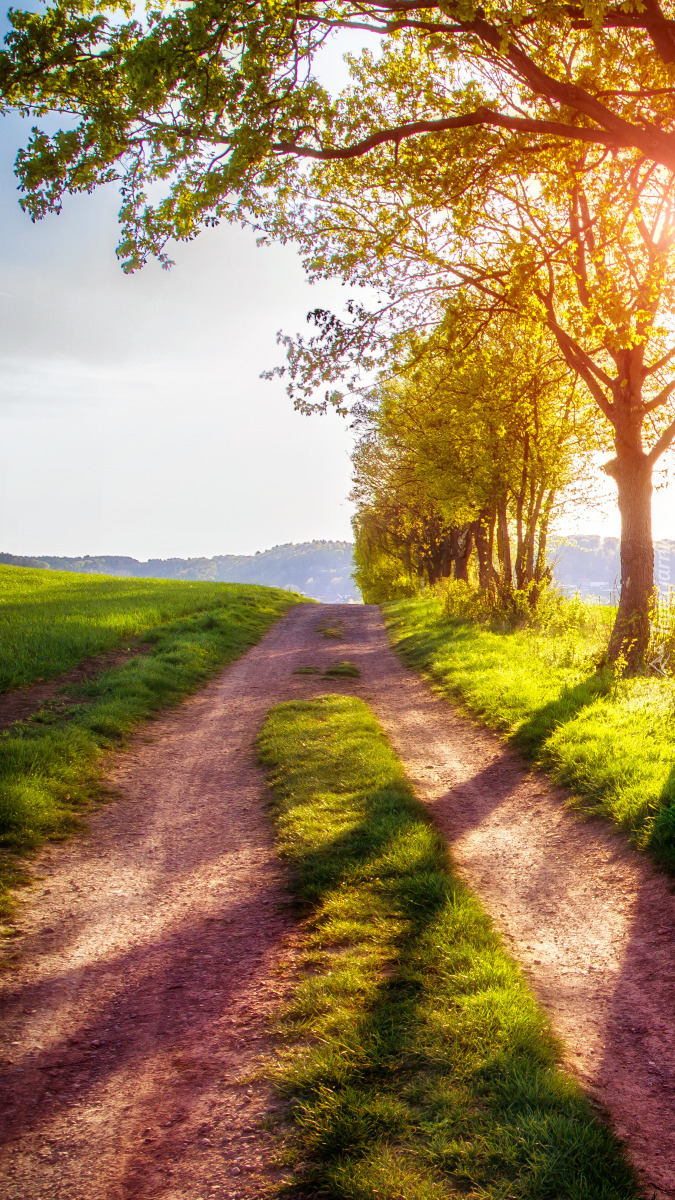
1, 603, 675, 1198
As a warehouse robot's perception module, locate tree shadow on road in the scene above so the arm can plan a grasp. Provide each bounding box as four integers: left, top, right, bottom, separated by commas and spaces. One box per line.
260, 694, 637, 1200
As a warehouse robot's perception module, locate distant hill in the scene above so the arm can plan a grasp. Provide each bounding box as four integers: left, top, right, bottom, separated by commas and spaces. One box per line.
7, 535, 674, 604
0, 541, 360, 604
551, 535, 675, 600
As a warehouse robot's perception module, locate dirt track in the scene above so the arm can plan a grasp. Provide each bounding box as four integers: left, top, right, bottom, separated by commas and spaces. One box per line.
1, 603, 675, 1198
0, 643, 150, 730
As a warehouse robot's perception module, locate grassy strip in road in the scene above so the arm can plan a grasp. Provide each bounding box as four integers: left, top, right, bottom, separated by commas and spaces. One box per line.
258, 694, 637, 1200
385, 591, 675, 868
0, 585, 303, 919
0, 564, 284, 691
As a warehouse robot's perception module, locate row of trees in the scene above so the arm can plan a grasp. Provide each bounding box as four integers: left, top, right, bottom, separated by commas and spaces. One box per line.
350, 308, 598, 601
268, 89, 675, 661
5, 2, 675, 662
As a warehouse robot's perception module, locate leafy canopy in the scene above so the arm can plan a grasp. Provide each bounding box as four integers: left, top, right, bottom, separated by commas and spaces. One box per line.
4, 1, 675, 269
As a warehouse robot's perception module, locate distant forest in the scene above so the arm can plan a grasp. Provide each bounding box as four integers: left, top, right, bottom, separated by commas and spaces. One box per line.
0, 541, 360, 604
4, 537, 675, 603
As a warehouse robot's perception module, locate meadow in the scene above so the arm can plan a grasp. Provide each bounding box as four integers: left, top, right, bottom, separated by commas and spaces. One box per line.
0, 568, 304, 916
385, 584, 675, 868
0, 564, 271, 690
258, 694, 637, 1199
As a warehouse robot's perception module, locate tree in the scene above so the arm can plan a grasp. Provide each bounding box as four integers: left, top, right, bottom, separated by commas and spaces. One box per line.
407, 333, 590, 593
351, 432, 467, 600
353, 306, 596, 602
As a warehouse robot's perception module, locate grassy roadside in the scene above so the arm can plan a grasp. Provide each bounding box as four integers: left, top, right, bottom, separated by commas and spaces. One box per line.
384, 590, 675, 868
0, 584, 304, 920
0, 564, 276, 691
258, 694, 637, 1200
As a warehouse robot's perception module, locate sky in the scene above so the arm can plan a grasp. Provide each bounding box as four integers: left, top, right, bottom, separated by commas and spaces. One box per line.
0, 114, 359, 560
1, 30, 675, 560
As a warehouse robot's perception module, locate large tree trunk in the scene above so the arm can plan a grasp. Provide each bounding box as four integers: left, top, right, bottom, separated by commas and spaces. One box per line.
424, 556, 439, 587
604, 445, 654, 668
439, 535, 454, 580
454, 526, 474, 582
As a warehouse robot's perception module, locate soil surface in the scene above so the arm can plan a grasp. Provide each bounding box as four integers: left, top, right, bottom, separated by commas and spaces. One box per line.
0, 644, 150, 730
1, 603, 675, 1198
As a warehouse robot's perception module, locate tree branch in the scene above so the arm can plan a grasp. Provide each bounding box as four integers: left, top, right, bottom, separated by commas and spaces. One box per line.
647, 412, 675, 464
644, 344, 675, 376
470, 13, 675, 167
535, 290, 615, 420
644, 377, 675, 413
569, 179, 591, 309
274, 108, 624, 161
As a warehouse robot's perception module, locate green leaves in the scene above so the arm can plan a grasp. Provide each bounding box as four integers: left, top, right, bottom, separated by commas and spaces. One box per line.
350, 300, 599, 601
6, 0, 675, 274
1, 0, 334, 264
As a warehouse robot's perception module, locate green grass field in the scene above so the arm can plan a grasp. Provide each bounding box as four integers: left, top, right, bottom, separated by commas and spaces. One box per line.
385, 588, 675, 868
0, 564, 281, 691
0, 570, 304, 919
258, 694, 637, 1200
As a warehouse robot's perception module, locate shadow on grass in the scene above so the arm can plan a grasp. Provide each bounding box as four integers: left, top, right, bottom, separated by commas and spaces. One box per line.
395, 610, 675, 868
510, 671, 610, 759
260, 695, 638, 1200
392, 619, 475, 670
395, 618, 610, 758
648, 761, 675, 870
